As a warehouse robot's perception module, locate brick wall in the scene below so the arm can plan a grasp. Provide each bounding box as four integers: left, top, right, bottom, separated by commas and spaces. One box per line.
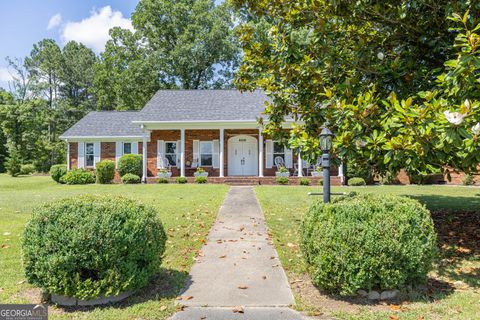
69, 143, 78, 169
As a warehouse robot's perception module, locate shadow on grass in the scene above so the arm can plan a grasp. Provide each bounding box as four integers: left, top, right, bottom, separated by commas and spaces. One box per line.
55, 267, 189, 313
407, 194, 480, 212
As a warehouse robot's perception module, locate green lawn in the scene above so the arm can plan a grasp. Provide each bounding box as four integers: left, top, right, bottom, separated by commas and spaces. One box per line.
0, 174, 228, 319
255, 185, 480, 320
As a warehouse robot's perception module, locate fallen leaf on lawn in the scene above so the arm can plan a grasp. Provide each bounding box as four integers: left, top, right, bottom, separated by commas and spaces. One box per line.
175, 296, 182, 300
184, 296, 193, 300
239, 226, 245, 231
17, 280, 26, 285
272, 264, 279, 267
160, 305, 167, 311
176, 305, 185, 311
3, 232, 11, 236
290, 280, 303, 284
1, 244, 10, 249
270, 256, 275, 260
389, 315, 399, 320
0, 288, 4, 292
238, 285, 248, 289
219, 255, 227, 258
287, 243, 295, 248
390, 305, 401, 311
232, 306, 244, 313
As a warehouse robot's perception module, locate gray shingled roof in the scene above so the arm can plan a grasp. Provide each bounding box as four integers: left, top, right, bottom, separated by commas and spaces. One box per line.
137, 90, 269, 122
60, 111, 143, 138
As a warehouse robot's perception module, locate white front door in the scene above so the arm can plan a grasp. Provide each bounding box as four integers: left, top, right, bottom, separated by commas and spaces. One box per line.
228, 135, 258, 176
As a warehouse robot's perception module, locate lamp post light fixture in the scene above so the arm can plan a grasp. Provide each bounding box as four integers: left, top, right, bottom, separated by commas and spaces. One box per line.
319, 127, 334, 203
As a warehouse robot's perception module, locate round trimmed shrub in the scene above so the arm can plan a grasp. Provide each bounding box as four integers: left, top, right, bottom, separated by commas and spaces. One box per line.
276, 176, 289, 185
301, 194, 437, 295
62, 169, 95, 185
121, 173, 141, 184
20, 164, 35, 175
194, 176, 207, 184
176, 177, 188, 184
158, 177, 169, 184
50, 164, 67, 183
299, 178, 310, 186
118, 154, 142, 177
347, 177, 366, 186
22, 195, 166, 300
95, 160, 115, 184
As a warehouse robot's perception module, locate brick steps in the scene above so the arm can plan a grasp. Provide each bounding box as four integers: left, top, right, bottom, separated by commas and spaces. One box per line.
146, 176, 343, 185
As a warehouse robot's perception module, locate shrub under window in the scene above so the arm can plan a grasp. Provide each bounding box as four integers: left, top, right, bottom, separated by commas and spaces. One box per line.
348, 177, 366, 186
22, 195, 166, 300
61, 168, 95, 185
121, 173, 141, 184
301, 193, 437, 295
95, 160, 115, 184
118, 154, 142, 177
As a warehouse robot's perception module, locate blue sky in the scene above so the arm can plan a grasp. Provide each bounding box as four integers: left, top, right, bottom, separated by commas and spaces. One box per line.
0, 1, 139, 89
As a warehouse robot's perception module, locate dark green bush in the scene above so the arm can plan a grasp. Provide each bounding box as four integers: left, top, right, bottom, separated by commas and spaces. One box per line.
346, 159, 373, 183
20, 164, 35, 175
380, 172, 400, 185
348, 177, 366, 186
301, 194, 437, 295
318, 178, 324, 186
5, 149, 21, 177
158, 177, 169, 184
121, 173, 141, 184
176, 177, 188, 184
50, 165, 67, 183
118, 154, 142, 177
22, 195, 166, 300
61, 169, 95, 185
276, 176, 289, 185
95, 160, 115, 184
299, 178, 310, 186
194, 176, 207, 184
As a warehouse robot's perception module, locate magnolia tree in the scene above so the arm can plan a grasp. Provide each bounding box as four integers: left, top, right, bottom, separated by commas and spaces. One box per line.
233, 0, 480, 178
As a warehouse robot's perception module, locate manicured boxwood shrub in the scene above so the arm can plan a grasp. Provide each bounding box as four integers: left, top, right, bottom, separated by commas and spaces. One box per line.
121, 173, 141, 184
61, 169, 95, 185
50, 164, 67, 183
176, 177, 188, 184
347, 177, 366, 186
299, 178, 310, 186
22, 195, 166, 300
20, 164, 35, 175
276, 176, 289, 185
95, 160, 115, 184
118, 154, 142, 177
158, 177, 169, 184
301, 194, 437, 295
194, 176, 207, 184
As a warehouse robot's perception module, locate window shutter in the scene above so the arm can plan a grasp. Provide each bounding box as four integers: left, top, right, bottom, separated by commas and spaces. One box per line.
176, 140, 181, 168
192, 140, 200, 168
132, 142, 138, 154
93, 142, 101, 168
157, 140, 165, 168
78, 142, 85, 169
265, 140, 273, 168
285, 147, 293, 168
212, 139, 220, 168
115, 141, 122, 166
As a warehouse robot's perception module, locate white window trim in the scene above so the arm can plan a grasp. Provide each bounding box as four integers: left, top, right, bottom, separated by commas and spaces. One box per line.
85, 142, 95, 168
199, 141, 214, 167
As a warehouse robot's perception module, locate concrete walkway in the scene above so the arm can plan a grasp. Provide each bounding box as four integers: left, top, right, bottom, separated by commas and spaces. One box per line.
171, 186, 307, 319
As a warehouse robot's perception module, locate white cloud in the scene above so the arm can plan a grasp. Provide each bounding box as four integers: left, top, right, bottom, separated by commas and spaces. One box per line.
47, 13, 62, 30
61, 6, 133, 52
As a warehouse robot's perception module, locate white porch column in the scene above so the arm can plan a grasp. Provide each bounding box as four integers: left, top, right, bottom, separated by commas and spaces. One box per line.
298, 152, 303, 177
142, 130, 148, 183
338, 161, 345, 185
66, 140, 70, 171
258, 127, 264, 177
180, 128, 185, 177
219, 128, 224, 177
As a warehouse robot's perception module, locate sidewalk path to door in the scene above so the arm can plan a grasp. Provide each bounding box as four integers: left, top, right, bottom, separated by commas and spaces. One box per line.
171, 186, 310, 319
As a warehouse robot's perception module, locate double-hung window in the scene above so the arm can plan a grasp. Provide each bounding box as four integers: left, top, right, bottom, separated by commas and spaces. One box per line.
273, 141, 285, 162
200, 141, 213, 166
123, 142, 132, 155
165, 142, 177, 166
85, 143, 94, 167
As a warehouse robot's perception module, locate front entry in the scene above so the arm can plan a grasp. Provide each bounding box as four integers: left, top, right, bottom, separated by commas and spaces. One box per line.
228, 135, 258, 176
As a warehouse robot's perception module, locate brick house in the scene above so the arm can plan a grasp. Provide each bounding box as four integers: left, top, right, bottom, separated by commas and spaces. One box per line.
60, 90, 343, 184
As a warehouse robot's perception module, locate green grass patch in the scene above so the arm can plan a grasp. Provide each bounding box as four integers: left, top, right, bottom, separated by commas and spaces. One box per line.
0, 174, 228, 319
255, 185, 480, 320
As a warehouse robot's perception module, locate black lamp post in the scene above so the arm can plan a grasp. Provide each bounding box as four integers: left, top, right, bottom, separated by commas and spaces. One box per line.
319, 127, 333, 203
